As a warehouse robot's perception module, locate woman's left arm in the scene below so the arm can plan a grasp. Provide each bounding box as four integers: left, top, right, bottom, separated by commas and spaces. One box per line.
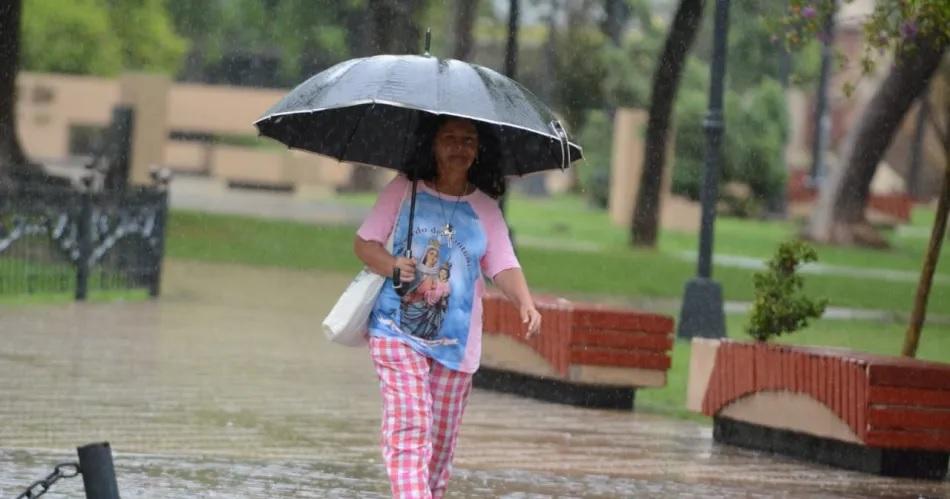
492, 268, 541, 338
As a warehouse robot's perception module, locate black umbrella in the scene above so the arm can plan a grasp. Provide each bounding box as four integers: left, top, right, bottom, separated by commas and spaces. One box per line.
253, 52, 582, 175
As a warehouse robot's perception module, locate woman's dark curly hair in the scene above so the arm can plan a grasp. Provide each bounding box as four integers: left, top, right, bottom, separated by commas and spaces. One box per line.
404, 115, 506, 199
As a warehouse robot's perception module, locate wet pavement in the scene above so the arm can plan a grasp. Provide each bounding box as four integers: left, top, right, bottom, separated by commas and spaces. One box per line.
1, 260, 948, 498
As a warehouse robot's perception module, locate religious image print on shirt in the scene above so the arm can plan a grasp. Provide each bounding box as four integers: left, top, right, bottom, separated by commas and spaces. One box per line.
400, 237, 452, 340
384, 188, 483, 355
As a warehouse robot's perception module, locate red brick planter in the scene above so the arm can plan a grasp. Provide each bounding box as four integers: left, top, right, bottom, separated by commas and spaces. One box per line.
476, 290, 674, 409
688, 338, 950, 479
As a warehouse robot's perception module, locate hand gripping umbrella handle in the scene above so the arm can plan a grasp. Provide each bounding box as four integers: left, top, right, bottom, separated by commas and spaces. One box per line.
392, 248, 412, 295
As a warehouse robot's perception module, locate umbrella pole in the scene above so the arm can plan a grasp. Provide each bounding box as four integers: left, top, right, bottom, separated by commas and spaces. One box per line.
393, 109, 424, 295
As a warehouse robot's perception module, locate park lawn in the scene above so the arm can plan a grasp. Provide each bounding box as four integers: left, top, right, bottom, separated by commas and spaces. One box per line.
338, 191, 948, 275
167, 210, 950, 317
0, 289, 148, 305
496, 193, 950, 276
636, 314, 950, 420
0, 258, 148, 305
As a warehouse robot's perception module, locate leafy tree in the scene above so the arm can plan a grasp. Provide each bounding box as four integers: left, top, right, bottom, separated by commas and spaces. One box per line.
270, 0, 366, 80
103, 0, 188, 74
21, 0, 186, 76
602, 26, 664, 110
21, 0, 123, 75
779, 0, 949, 358
553, 26, 608, 133
776, 0, 950, 246
166, 0, 227, 81
623, 0, 820, 244
671, 73, 788, 213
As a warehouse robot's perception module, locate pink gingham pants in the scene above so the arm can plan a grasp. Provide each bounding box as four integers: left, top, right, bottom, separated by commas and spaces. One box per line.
370, 337, 473, 499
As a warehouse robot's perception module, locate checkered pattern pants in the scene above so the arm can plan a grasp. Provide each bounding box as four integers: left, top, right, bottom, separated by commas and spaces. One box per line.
370, 337, 473, 499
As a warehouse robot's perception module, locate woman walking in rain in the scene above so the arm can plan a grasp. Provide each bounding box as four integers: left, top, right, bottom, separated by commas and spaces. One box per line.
354, 116, 542, 498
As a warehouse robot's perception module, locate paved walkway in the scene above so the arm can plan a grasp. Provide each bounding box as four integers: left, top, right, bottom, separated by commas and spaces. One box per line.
1, 260, 948, 497
169, 176, 368, 226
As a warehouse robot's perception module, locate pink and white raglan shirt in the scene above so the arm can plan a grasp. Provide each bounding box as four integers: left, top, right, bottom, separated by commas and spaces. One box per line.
357, 175, 520, 373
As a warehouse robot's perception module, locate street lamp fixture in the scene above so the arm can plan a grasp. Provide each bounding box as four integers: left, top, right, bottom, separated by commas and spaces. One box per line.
677, 0, 731, 340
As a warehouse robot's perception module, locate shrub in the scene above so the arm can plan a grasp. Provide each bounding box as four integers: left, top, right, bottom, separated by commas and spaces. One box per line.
746, 241, 828, 341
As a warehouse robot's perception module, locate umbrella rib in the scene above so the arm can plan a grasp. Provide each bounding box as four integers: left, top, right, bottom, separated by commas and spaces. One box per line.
337, 102, 377, 164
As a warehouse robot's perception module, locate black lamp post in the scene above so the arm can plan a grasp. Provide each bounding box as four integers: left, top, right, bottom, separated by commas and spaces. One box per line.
677, 0, 731, 340
500, 0, 519, 243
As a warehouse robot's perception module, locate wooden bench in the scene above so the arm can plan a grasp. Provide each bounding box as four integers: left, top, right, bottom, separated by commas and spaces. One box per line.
689, 339, 950, 479
475, 290, 674, 409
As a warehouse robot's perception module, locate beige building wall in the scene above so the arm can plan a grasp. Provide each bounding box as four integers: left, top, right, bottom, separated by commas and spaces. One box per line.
14, 71, 350, 191
168, 82, 286, 135
17, 72, 118, 159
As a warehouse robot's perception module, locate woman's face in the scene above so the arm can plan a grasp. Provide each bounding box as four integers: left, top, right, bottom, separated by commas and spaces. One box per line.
433, 119, 478, 175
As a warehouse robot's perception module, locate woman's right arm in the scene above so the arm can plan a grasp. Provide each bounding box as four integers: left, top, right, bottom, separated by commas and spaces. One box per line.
353, 237, 416, 282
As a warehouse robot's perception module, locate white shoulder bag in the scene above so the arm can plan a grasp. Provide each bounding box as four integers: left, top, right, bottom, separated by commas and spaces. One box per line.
322, 180, 416, 346
320, 231, 394, 346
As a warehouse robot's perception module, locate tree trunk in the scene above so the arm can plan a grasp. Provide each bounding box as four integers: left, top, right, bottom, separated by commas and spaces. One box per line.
504, 0, 519, 79
368, 0, 426, 54
602, 0, 630, 47
630, 0, 705, 247
453, 0, 479, 61
902, 80, 949, 358
348, 0, 427, 192
805, 37, 947, 246
0, 0, 28, 187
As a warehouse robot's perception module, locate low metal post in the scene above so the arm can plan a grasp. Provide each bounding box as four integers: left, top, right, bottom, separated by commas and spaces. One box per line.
150, 188, 169, 297
77, 442, 120, 499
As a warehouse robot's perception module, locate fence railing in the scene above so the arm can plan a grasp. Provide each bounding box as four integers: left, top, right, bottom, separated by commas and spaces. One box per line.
0, 182, 169, 300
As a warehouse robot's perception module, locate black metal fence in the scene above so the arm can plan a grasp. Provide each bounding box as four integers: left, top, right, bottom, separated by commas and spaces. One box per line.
0, 183, 168, 300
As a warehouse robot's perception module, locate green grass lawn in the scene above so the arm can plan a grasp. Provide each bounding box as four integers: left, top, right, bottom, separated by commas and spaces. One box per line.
339, 191, 948, 275
0, 259, 148, 305
167, 207, 950, 316
0, 288, 148, 306
498, 194, 949, 275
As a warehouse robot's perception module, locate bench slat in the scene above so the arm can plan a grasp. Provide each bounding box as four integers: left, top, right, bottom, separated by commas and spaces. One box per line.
572, 308, 673, 334
571, 328, 673, 351
570, 347, 671, 370
864, 429, 950, 451
868, 364, 950, 391
868, 386, 950, 409
868, 407, 950, 432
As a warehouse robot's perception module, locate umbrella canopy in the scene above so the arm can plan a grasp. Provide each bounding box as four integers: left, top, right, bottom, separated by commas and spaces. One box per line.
254, 54, 582, 176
